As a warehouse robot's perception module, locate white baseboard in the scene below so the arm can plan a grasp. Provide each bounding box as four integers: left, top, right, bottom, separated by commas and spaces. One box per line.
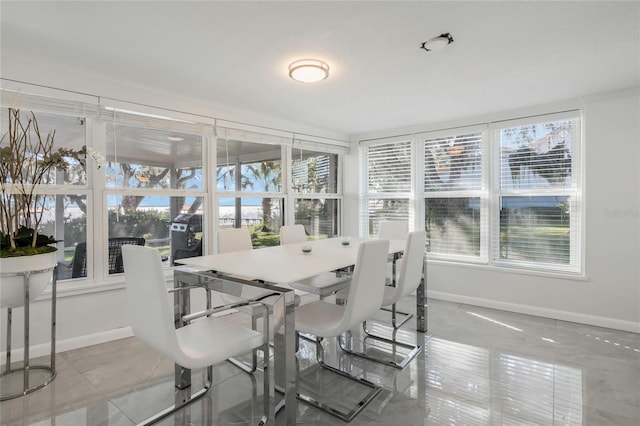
1, 327, 134, 365
427, 290, 640, 334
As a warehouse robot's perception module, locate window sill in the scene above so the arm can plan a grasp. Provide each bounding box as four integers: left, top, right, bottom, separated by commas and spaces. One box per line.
426, 258, 588, 281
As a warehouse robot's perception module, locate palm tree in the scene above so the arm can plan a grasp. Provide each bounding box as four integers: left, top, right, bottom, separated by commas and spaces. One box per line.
242, 160, 281, 231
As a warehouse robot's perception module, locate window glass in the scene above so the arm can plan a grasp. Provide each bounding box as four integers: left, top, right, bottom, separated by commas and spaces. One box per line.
1, 108, 91, 281
424, 133, 482, 192
425, 197, 481, 257
500, 120, 573, 190
367, 198, 410, 237
294, 199, 340, 239
496, 114, 580, 272
107, 195, 203, 272
216, 138, 282, 193
292, 149, 338, 194
422, 131, 485, 260
106, 124, 202, 191
33, 195, 88, 280
499, 196, 572, 265
0, 108, 87, 185
218, 197, 284, 248
367, 140, 412, 193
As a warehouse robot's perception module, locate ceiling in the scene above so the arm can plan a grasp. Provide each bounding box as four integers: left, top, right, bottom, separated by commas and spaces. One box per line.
1, 1, 639, 137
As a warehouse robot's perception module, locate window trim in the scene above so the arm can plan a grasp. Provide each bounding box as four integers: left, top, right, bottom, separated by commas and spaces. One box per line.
360, 110, 584, 276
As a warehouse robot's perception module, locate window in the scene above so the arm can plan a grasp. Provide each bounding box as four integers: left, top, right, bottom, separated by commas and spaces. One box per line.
495, 113, 580, 272
422, 131, 485, 259
216, 129, 285, 247
291, 142, 342, 239
104, 113, 206, 270
360, 110, 582, 274
0, 106, 93, 281
361, 139, 412, 237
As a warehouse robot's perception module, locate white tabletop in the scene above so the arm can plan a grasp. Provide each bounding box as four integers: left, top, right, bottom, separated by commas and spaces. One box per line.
176, 237, 405, 285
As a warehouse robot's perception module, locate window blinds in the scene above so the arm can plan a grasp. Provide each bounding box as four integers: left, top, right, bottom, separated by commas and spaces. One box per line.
366, 140, 412, 193
494, 112, 581, 272
424, 133, 483, 192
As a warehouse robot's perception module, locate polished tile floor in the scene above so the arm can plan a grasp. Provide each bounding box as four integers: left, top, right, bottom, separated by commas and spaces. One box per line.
2, 297, 639, 425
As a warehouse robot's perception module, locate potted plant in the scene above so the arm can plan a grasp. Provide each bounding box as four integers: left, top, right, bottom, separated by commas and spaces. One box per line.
0, 108, 103, 307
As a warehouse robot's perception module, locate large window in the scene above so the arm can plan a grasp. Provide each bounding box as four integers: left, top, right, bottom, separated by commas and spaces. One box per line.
216, 130, 285, 248
0, 106, 93, 280
495, 113, 580, 272
361, 139, 412, 236
291, 142, 341, 239
361, 111, 582, 274
423, 131, 485, 259
1, 88, 347, 284
104, 114, 206, 270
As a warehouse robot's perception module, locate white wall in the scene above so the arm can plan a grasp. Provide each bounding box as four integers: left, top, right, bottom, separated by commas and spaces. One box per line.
344, 88, 640, 332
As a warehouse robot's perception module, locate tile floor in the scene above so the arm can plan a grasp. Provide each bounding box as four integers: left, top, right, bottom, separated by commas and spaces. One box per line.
1, 297, 639, 425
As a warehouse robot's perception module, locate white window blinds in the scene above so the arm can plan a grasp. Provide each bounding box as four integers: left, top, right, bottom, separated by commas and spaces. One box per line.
424, 132, 483, 192
366, 140, 412, 193
421, 131, 486, 260
494, 112, 581, 272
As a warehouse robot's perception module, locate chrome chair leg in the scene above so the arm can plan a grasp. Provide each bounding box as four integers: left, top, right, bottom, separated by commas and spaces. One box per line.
336, 300, 422, 370
340, 324, 422, 370
138, 366, 213, 426
378, 302, 413, 329
296, 334, 381, 422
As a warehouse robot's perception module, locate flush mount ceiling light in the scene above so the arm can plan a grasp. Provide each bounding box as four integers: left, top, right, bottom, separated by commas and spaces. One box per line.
420, 33, 454, 52
288, 59, 330, 83
167, 135, 184, 142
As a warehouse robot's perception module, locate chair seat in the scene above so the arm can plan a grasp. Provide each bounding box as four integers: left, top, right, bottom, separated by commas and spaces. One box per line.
175, 316, 264, 369
295, 300, 345, 338
289, 273, 350, 297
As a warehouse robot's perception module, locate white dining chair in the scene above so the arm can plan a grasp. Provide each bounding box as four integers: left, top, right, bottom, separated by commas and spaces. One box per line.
377, 220, 409, 284
217, 227, 253, 253
295, 239, 390, 422
340, 230, 426, 369
377, 220, 409, 240
121, 245, 270, 426
216, 227, 290, 374
279, 225, 351, 300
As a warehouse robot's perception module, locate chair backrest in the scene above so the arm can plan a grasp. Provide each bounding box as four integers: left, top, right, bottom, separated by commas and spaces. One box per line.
217, 228, 252, 253
121, 245, 179, 357
108, 237, 146, 274
338, 239, 390, 331
378, 221, 409, 240
390, 230, 426, 302
279, 224, 306, 245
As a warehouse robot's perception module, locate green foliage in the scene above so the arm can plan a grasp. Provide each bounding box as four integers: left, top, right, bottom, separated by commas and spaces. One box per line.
249, 225, 280, 248
108, 210, 170, 239
0, 227, 58, 258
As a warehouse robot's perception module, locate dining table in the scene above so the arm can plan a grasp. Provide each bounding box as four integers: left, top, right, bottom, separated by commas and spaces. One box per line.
173, 236, 426, 425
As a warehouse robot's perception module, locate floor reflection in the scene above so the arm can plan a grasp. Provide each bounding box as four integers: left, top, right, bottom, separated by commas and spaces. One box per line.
1, 297, 639, 425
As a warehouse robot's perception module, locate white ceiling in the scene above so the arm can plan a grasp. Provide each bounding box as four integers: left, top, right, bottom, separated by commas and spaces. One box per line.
1, 1, 639, 137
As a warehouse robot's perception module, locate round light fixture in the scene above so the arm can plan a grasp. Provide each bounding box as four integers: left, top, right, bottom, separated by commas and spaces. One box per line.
288, 59, 330, 83
167, 135, 184, 142
420, 33, 454, 52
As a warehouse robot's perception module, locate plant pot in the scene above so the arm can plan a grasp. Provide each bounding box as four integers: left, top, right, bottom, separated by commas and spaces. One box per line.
0, 252, 57, 308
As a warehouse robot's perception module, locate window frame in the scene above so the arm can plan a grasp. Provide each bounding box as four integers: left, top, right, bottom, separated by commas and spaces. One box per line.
490, 111, 583, 274
360, 110, 584, 276
288, 139, 345, 239
0, 92, 99, 282
418, 125, 489, 263
101, 105, 211, 277
360, 136, 415, 237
